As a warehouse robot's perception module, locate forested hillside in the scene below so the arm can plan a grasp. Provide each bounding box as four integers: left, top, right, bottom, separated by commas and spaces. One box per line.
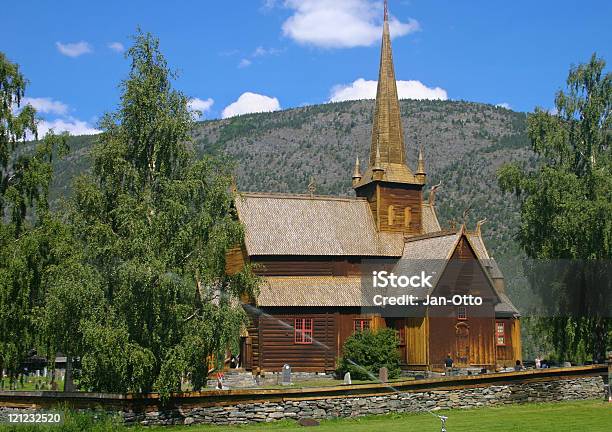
53, 99, 534, 259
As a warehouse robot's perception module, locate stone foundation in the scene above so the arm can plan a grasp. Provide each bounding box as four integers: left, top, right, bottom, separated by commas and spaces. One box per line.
125, 376, 605, 426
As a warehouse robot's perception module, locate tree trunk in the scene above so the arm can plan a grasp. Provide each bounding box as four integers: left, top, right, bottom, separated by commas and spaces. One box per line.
64, 356, 75, 392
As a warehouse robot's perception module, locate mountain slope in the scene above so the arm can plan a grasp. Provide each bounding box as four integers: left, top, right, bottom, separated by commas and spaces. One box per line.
51, 99, 533, 258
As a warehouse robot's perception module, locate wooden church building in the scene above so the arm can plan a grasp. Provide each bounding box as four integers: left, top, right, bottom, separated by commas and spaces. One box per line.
226, 2, 521, 373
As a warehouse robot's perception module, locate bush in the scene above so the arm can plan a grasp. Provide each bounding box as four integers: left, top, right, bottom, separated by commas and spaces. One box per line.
336, 328, 401, 381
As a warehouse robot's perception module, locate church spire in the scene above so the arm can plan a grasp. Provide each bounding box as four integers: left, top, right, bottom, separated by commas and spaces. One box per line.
353, 0, 423, 189
370, 0, 406, 167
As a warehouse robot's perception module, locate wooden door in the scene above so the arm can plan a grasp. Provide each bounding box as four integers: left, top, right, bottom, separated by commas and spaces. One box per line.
240, 336, 252, 370
455, 322, 470, 366
386, 318, 407, 364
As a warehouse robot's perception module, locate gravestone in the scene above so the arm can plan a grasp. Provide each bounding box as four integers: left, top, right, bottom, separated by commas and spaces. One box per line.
281, 364, 292, 386
608, 352, 612, 403
343, 372, 351, 385
379, 366, 388, 383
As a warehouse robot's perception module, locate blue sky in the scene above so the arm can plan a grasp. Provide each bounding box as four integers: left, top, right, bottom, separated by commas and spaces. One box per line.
1, 0, 610, 135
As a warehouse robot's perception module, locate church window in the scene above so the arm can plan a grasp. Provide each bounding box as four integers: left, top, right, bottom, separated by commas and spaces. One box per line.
404, 207, 412, 227
295, 318, 313, 344
496, 321, 506, 346
388, 205, 395, 225
353, 319, 370, 333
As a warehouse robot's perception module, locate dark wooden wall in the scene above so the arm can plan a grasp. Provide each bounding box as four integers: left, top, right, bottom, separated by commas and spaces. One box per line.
253, 310, 337, 372
250, 256, 364, 276
242, 308, 388, 372
355, 182, 423, 234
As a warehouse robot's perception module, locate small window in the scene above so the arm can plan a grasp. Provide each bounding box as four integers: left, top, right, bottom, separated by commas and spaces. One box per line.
496, 321, 506, 346
456, 306, 467, 320
404, 207, 412, 227
388, 205, 395, 226
353, 319, 370, 333
295, 318, 313, 344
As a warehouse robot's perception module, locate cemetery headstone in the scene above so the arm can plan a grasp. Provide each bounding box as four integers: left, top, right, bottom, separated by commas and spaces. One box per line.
379, 366, 388, 383
608, 352, 612, 403
343, 372, 351, 385
281, 364, 292, 386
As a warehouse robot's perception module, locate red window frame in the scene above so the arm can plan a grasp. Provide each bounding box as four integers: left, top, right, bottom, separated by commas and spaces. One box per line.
353, 319, 370, 333
495, 321, 506, 346
294, 318, 313, 344
456, 306, 467, 320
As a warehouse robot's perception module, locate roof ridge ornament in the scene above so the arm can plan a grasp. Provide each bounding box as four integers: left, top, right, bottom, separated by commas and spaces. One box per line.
429, 181, 442, 206
307, 176, 316, 197
462, 203, 472, 225
476, 218, 488, 236
352, 156, 362, 186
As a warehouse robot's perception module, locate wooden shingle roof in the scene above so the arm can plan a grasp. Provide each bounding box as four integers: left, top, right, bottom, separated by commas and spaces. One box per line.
235, 192, 405, 257
421, 202, 442, 233
258, 276, 363, 307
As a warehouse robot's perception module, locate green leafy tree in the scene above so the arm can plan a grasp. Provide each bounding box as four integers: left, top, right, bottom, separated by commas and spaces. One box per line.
498, 54, 611, 362
0, 52, 69, 386
64, 31, 257, 395
337, 328, 401, 381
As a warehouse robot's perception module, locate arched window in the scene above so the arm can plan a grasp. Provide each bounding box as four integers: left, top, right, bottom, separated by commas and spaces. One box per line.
404, 207, 412, 227
387, 205, 395, 225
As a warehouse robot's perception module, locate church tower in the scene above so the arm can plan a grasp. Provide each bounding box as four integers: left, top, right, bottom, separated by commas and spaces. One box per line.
352, 0, 426, 235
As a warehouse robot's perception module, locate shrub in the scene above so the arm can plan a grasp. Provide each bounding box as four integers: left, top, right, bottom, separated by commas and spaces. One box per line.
336, 328, 401, 381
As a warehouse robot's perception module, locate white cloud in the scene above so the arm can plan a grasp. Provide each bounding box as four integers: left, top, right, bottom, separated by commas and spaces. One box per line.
496, 102, 511, 110
188, 97, 214, 118
16, 96, 99, 138
37, 118, 100, 137
252, 46, 282, 57
329, 78, 447, 102
55, 41, 93, 57
238, 58, 252, 68
108, 42, 125, 53
221, 92, 281, 119
22, 97, 69, 116
282, 0, 420, 48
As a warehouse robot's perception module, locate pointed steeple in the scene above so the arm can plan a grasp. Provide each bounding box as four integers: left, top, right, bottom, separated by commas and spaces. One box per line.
370, 0, 405, 167
416, 146, 426, 178
352, 156, 362, 186
353, 0, 423, 188
373, 140, 384, 180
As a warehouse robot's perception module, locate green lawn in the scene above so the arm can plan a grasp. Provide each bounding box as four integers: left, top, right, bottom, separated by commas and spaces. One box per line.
1, 400, 610, 432
150, 400, 611, 432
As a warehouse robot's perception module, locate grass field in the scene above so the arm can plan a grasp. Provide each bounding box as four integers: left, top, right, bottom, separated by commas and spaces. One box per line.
1, 400, 610, 432
153, 401, 611, 432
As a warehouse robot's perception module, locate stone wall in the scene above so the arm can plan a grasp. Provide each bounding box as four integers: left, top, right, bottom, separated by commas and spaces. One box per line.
124, 376, 606, 426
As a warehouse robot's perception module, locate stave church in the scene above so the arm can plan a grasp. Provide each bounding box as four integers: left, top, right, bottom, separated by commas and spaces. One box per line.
226, 1, 521, 373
